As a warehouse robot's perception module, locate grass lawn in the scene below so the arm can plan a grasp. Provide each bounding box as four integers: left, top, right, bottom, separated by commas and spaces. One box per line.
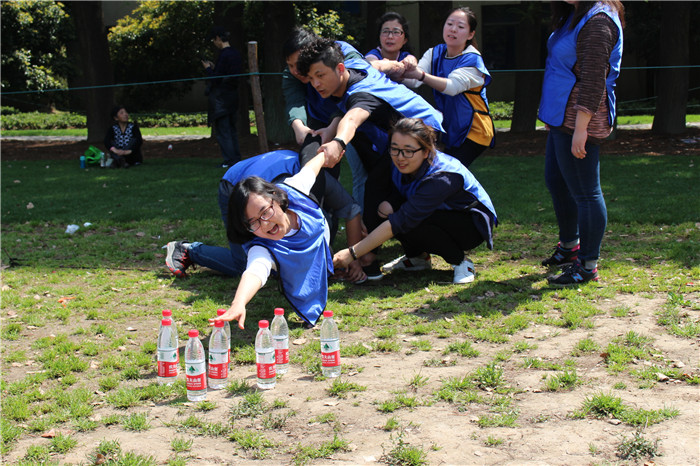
1, 153, 698, 464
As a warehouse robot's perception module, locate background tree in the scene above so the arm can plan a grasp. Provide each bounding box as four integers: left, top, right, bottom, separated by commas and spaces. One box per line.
651, 1, 690, 134
0, 0, 73, 110
107, 1, 215, 110
64, 1, 114, 143
510, 2, 546, 133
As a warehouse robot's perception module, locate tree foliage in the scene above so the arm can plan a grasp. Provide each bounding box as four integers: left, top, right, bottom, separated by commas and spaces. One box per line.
0, 0, 74, 108
107, 0, 215, 109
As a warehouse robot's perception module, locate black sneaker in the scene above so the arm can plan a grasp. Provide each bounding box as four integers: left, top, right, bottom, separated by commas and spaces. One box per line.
542, 242, 580, 267
165, 241, 193, 277
362, 261, 384, 281
547, 261, 598, 286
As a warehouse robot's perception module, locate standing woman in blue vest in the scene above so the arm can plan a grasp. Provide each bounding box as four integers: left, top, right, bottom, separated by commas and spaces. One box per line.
538, 1, 624, 286
333, 118, 497, 285
403, 7, 495, 168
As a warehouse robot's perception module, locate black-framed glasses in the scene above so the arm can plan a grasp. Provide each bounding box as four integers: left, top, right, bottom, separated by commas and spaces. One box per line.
389, 147, 422, 159
380, 28, 404, 37
247, 204, 275, 232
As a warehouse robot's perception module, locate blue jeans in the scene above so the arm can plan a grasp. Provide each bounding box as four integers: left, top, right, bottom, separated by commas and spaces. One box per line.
344, 143, 367, 211
214, 113, 241, 166
187, 180, 246, 276
544, 127, 607, 263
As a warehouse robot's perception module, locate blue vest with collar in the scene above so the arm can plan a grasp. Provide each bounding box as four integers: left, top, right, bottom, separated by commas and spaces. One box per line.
391, 151, 497, 248
244, 185, 332, 326
306, 41, 367, 124
338, 59, 444, 154
430, 44, 494, 148
538, 3, 623, 127
222, 150, 299, 186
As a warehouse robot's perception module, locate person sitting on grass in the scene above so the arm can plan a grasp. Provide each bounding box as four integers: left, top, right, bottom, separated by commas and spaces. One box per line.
104, 105, 143, 168
165, 149, 365, 329
333, 118, 497, 284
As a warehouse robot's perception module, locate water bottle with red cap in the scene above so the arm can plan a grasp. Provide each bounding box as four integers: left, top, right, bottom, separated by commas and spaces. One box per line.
216, 309, 231, 367
255, 320, 276, 389
157, 318, 178, 385
320, 310, 341, 378
207, 320, 229, 389
270, 307, 289, 374
185, 329, 207, 401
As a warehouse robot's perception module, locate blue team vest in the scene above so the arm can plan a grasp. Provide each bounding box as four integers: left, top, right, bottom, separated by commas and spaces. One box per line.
538, 3, 623, 126
366, 48, 411, 62
338, 59, 444, 154
391, 151, 497, 248
244, 185, 332, 326
430, 44, 494, 148
222, 150, 299, 185
306, 41, 367, 123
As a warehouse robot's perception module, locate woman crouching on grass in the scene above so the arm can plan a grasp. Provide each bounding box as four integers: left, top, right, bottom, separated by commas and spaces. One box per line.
333, 117, 497, 284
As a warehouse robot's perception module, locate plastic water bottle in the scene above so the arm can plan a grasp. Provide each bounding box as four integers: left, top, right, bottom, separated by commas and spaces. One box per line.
255, 320, 276, 389
157, 318, 178, 385
185, 329, 207, 401
216, 309, 231, 367
271, 308, 289, 374
80, 155, 86, 169
320, 310, 341, 378
207, 320, 229, 389
162, 309, 178, 341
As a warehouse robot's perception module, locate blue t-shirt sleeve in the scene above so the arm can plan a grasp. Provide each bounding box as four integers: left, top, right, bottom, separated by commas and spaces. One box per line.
365, 48, 382, 59
388, 172, 466, 234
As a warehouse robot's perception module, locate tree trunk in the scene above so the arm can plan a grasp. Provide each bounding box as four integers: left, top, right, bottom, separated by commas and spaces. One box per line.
257, 1, 295, 145
417, 2, 452, 106
511, 3, 544, 133
65, 2, 114, 143
362, 1, 386, 53
652, 2, 689, 134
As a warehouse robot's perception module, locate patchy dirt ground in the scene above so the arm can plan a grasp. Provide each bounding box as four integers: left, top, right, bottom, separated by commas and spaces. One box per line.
2, 126, 699, 162
1, 129, 699, 465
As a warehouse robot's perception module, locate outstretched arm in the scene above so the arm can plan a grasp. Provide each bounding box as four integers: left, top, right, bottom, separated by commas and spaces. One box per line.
209, 271, 262, 330
317, 107, 370, 168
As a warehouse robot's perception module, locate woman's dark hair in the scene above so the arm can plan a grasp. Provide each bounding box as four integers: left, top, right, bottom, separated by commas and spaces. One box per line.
376, 11, 413, 54
447, 7, 479, 50
388, 118, 438, 164
551, 1, 625, 31
110, 105, 126, 120
282, 27, 318, 60
226, 176, 289, 244
296, 37, 344, 77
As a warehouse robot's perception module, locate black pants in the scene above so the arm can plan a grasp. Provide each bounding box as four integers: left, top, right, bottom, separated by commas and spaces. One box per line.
396, 210, 484, 265
444, 138, 488, 168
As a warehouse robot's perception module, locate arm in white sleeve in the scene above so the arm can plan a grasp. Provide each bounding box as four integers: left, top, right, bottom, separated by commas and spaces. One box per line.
442, 66, 485, 96
245, 245, 276, 287
282, 164, 317, 196
404, 49, 434, 89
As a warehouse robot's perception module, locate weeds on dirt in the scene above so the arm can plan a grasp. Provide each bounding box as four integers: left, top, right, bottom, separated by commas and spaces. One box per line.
380, 430, 428, 466
616, 431, 662, 460
292, 435, 350, 465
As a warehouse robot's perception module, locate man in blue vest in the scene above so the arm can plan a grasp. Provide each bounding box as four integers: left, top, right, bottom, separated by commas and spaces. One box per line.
296, 37, 444, 279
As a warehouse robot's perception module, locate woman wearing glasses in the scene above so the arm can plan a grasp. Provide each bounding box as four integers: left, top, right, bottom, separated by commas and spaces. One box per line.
366, 12, 418, 83
333, 118, 497, 284
403, 7, 495, 168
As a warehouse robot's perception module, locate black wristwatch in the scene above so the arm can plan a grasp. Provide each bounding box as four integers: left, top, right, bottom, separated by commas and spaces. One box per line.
332, 137, 346, 151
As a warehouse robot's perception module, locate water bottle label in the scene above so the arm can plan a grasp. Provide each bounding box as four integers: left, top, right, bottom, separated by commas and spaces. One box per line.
321, 339, 340, 367
256, 350, 276, 379
208, 350, 228, 379
185, 361, 206, 390
273, 337, 289, 364
157, 349, 179, 377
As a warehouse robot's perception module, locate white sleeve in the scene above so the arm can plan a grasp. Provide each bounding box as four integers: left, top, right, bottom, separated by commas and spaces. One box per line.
282, 164, 316, 196
403, 49, 434, 90
442, 67, 485, 96
245, 245, 276, 287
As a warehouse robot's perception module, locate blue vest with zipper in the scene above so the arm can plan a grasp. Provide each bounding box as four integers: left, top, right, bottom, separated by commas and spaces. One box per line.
538, 3, 623, 127
244, 185, 332, 327
430, 44, 494, 148
339, 59, 444, 154
391, 151, 497, 249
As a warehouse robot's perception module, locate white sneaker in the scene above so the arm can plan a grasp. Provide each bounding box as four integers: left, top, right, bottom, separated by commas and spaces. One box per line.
381, 254, 432, 273
453, 259, 475, 284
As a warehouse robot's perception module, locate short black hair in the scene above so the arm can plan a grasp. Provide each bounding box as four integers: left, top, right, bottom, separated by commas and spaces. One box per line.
110, 105, 126, 120
207, 25, 230, 42
226, 176, 290, 244
282, 27, 317, 60
296, 37, 343, 77
377, 11, 412, 53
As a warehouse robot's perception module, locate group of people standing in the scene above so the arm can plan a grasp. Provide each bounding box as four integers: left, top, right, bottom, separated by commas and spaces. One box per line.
164, 1, 624, 331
